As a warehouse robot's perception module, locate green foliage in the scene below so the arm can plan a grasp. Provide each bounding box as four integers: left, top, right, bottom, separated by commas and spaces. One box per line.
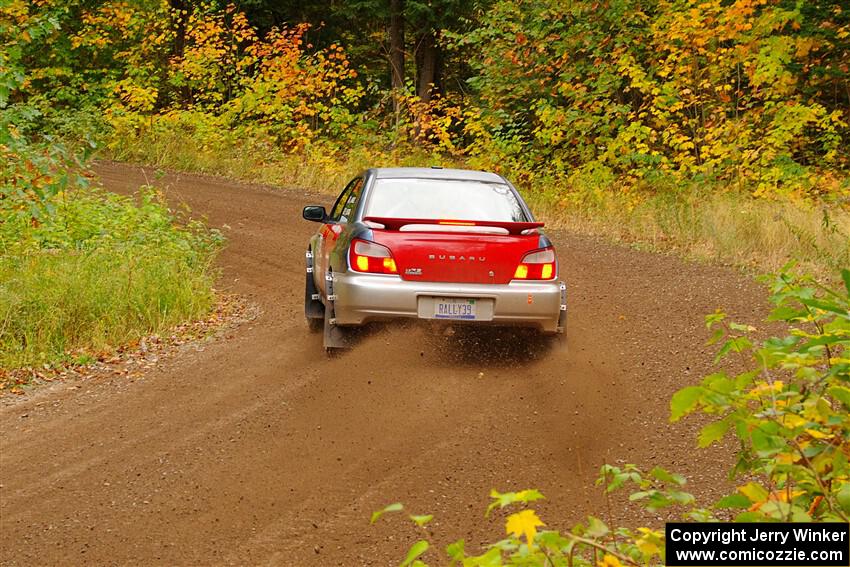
457, 0, 850, 197
0, 133, 222, 370
486, 489, 545, 516
7, 0, 848, 200
672, 266, 850, 522
372, 476, 673, 566
371, 267, 849, 565
369, 502, 434, 530
0, 0, 59, 107
371, 502, 405, 524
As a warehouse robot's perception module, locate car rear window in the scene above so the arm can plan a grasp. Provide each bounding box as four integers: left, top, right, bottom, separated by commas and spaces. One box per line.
363, 178, 527, 222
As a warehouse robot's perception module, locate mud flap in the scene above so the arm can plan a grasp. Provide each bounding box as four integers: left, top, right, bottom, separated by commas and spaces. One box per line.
556, 281, 567, 334
323, 271, 351, 351
305, 250, 324, 322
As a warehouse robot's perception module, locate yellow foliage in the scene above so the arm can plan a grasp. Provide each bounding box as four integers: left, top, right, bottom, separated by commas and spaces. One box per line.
505, 509, 545, 547
597, 554, 623, 567
738, 481, 769, 503
635, 527, 663, 556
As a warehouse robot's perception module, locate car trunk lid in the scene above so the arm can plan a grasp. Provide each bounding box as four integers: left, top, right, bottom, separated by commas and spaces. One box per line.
363, 217, 544, 284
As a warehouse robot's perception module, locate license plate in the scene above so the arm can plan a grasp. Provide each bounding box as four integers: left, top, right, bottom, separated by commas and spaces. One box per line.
434, 297, 477, 320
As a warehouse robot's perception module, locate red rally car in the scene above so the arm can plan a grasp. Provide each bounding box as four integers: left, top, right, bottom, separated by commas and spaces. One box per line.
302, 167, 567, 351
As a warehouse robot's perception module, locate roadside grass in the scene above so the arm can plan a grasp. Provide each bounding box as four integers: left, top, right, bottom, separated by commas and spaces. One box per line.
527, 189, 850, 278
1, 179, 222, 370
105, 110, 447, 192
105, 118, 849, 279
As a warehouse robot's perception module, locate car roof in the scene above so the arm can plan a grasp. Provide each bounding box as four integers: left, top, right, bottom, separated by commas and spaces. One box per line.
369, 167, 506, 184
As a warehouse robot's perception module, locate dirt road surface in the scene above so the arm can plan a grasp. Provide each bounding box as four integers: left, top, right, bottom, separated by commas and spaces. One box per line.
0, 163, 769, 565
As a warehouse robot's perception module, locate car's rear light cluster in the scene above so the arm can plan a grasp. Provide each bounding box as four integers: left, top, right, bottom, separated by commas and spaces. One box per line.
349, 239, 398, 274
514, 248, 556, 280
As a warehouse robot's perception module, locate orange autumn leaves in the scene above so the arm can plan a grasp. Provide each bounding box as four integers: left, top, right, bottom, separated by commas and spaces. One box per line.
235, 25, 362, 147
66, 1, 362, 148
14, 0, 848, 199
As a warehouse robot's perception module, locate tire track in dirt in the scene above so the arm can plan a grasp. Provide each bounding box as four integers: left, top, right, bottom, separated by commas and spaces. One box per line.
0, 162, 768, 565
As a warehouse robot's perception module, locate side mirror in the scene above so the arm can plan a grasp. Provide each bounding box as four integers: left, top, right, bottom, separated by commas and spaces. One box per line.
303, 205, 327, 223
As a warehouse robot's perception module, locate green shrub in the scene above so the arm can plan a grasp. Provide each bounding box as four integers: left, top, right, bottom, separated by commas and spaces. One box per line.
0, 130, 222, 370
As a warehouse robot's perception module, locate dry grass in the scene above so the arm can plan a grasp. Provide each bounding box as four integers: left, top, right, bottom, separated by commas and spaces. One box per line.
527, 190, 850, 279
106, 112, 458, 194
106, 123, 849, 279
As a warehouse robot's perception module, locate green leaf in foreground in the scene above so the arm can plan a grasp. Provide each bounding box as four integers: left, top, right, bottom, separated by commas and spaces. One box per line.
837, 483, 850, 514
670, 386, 702, 422
698, 419, 732, 448
486, 489, 545, 516
828, 386, 850, 409
400, 539, 429, 567
715, 493, 751, 509
371, 502, 403, 524
409, 514, 433, 527
584, 516, 609, 538
649, 466, 686, 485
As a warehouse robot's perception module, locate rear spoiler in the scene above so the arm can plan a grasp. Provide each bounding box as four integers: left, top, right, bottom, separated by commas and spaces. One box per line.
362, 217, 544, 235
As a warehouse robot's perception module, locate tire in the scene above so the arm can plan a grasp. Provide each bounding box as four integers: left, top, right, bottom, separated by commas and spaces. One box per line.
308, 315, 323, 332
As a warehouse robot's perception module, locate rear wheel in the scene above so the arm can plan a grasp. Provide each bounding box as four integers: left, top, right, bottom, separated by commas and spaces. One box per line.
308, 313, 323, 332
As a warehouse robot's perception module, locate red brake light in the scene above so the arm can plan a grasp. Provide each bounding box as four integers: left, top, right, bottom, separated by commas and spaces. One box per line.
513, 248, 556, 280
349, 239, 398, 274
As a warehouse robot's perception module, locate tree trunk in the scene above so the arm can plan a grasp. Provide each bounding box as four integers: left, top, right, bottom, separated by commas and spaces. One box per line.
170, 0, 191, 105
389, 0, 405, 93
416, 29, 440, 103
170, 0, 188, 58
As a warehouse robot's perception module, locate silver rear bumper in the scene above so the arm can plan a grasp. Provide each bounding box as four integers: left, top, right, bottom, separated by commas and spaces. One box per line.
330, 272, 566, 333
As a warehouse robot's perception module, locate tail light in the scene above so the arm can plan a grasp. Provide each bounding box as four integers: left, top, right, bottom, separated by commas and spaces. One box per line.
514, 248, 556, 280
349, 239, 398, 274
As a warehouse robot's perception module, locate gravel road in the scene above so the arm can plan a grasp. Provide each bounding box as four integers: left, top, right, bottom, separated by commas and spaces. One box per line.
0, 162, 769, 565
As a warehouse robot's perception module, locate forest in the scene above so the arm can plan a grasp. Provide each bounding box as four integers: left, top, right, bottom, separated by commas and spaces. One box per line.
2, 2, 850, 565
4, 0, 849, 278
5, 0, 849, 191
